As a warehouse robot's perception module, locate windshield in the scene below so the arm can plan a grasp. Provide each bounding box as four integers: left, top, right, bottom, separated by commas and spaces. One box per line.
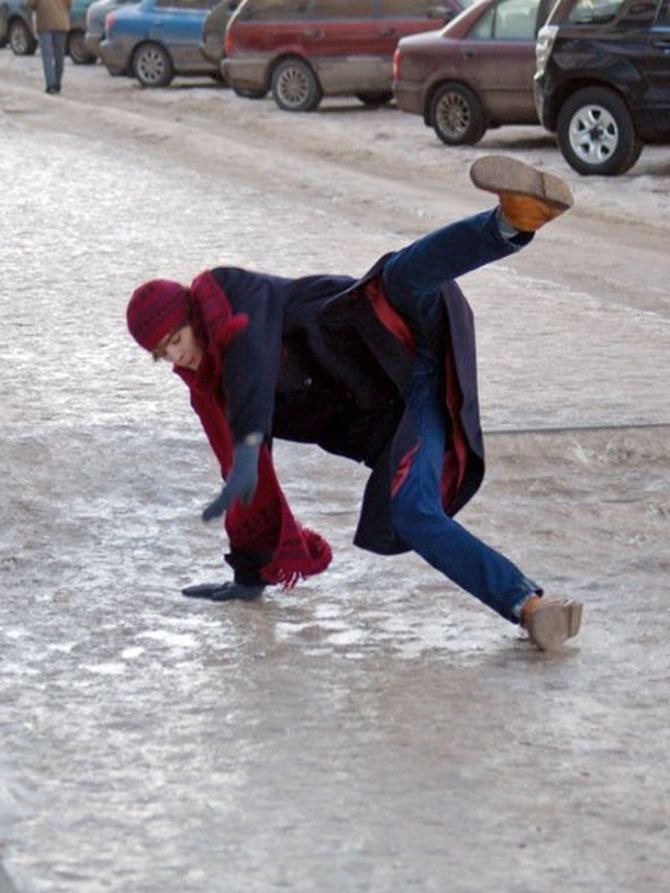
567, 0, 626, 23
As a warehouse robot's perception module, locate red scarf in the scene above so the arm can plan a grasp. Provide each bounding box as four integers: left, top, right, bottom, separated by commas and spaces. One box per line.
174, 270, 332, 588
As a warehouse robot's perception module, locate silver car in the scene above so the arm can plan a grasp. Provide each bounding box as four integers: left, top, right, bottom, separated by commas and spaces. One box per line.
99, 0, 220, 87
1, 0, 98, 61
0, 0, 37, 55
84, 0, 137, 58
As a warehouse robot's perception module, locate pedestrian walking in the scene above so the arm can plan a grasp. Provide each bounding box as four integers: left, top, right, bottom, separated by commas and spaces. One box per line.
127, 156, 583, 651
27, 0, 71, 95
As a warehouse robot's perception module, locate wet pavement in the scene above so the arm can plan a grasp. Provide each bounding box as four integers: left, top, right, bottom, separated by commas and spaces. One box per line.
1, 73, 669, 893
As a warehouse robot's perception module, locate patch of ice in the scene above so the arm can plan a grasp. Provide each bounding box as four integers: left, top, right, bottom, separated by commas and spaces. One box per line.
80, 662, 126, 676
136, 630, 199, 650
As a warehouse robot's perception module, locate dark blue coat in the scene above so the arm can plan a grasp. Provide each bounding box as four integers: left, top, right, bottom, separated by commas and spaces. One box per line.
211, 256, 484, 556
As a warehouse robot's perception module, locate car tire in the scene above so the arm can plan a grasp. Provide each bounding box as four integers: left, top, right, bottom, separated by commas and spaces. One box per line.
271, 57, 322, 112
132, 42, 174, 88
356, 91, 393, 108
68, 29, 96, 65
8, 19, 37, 56
232, 85, 268, 99
429, 82, 487, 146
557, 87, 642, 176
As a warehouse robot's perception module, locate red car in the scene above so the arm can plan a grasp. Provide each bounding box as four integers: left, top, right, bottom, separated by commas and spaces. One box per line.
222, 0, 465, 112
393, 0, 554, 144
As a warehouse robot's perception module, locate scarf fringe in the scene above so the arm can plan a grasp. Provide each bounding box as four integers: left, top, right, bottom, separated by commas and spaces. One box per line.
261, 527, 333, 590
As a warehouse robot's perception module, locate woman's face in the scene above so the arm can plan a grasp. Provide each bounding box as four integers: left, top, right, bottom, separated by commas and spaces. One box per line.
153, 324, 203, 371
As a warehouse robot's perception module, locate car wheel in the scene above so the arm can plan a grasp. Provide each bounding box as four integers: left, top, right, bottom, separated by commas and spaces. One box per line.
429, 82, 487, 146
132, 42, 174, 88
356, 91, 393, 108
8, 19, 37, 56
271, 57, 322, 112
67, 29, 96, 65
557, 87, 642, 176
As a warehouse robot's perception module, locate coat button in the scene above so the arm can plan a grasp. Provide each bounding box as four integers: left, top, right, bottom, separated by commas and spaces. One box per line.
303, 377, 313, 387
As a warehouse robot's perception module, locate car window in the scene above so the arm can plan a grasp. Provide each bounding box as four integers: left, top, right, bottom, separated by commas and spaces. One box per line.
566, 0, 626, 23
155, 0, 215, 8
469, 0, 540, 39
379, 0, 445, 14
622, 0, 662, 24
237, 0, 309, 20
311, 0, 374, 16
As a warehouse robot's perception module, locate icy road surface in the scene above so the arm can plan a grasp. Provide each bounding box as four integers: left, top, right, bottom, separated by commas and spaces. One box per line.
1, 55, 669, 892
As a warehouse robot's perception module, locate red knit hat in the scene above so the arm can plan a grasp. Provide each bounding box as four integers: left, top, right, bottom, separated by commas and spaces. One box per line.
127, 279, 191, 351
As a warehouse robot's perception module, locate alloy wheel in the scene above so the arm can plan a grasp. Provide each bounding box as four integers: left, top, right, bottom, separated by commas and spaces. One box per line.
567, 103, 619, 166
9, 21, 31, 55
435, 91, 471, 141
136, 46, 168, 87
276, 65, 311, 110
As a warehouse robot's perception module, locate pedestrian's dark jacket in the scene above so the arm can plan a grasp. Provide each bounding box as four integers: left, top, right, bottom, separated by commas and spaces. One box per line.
175, 255, 484, 583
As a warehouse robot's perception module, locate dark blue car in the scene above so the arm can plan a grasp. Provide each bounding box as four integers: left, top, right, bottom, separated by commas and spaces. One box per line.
99, 0, 220, 87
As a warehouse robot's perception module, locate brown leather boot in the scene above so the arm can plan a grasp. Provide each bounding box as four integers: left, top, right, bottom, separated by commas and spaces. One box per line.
520, 595, 584, 651
470, 155, 574, 232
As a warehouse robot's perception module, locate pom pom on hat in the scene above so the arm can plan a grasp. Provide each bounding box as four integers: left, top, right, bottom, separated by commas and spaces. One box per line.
127, 279, 190, 351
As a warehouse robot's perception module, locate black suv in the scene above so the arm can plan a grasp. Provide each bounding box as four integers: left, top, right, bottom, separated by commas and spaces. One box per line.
534, 0, 670, 175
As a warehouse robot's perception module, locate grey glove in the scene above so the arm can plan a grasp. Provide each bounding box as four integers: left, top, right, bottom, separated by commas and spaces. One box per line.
202, 437, 261, 522
182, 581, 265, 602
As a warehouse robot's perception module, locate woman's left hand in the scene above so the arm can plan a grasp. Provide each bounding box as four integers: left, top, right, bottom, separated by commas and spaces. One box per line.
202, 438, 261, 521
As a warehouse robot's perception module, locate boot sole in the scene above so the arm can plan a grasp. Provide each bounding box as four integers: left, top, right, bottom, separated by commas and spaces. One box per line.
470, 155, 574, 212
526, 600, 583, 651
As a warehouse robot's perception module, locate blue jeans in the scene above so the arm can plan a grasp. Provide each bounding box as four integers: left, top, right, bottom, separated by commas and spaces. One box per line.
383, 210, 539, 623
38, 31, 67, 92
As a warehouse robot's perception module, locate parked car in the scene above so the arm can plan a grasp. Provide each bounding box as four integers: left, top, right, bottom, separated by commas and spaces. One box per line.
199, 0, 237, 66
84, 0, 138, 58
99, 0, 221, 86
0, 0, 37, 55
0, 0, 99, 60
222, 0, 465, 112
69, 0, 101, 62
535, 0, 670, 176
394, 0, 555, 145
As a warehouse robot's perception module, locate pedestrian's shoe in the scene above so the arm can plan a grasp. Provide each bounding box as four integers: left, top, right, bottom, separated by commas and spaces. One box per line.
470, 155, 574, 232
181, 581, 265, 602
520, 595, 583, 651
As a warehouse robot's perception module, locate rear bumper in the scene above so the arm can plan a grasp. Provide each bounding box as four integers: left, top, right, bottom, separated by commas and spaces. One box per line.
200, 38, 222, 67
221, 57, 267, 92
84, 33, 102, 57
393, 80, 424, 116
99, 40, 130, 75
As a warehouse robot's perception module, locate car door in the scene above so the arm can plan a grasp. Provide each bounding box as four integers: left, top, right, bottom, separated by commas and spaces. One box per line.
458, 0, 545, 121
149, 0, 217, 70
304, 0, 381, 92
634, 0, 670, 133
374, 0, 455, 82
